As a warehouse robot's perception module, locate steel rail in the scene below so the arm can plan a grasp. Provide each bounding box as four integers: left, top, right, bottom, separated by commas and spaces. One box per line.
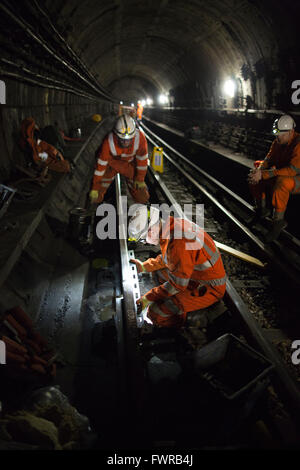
143, 126, 300, 286
142, 120, 300, 253
146, 162, 300, 425
141, 122, 253, 211
115, 175, 148, 435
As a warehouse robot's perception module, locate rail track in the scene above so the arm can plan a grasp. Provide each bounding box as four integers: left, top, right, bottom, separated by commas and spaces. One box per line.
113, 123, 300, 448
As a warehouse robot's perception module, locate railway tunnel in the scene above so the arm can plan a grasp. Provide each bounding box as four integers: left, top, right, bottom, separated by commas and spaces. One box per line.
1, 0, 300, 452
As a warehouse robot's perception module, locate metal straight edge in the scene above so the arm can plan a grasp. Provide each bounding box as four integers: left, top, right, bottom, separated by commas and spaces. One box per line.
115, 175, 148, 427
114, 296, 128, 419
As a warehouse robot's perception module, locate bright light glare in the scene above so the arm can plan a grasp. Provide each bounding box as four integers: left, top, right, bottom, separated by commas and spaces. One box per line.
141, 99, 146, 106
223, 80, 235, 98
146, 97, 153, 106
131, 103, 134, 107
120, 101, 123, 105
158, 94, 168, 105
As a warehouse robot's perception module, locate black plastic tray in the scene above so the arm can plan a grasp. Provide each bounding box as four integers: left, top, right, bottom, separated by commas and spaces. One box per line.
194, 333, 274, 400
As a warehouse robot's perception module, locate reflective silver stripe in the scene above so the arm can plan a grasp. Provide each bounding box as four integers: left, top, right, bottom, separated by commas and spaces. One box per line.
267, 169, 276, 178
98, 158, 108, 166
150, 302, 170, 318
163, 252, 168, 264
163, 299, 182, 315
101, 183, 111, 188
168, 271, 189, 287
120, 153, 135, 158
163, 281, 180, 295
157, 269, 168, 280
293, 176, 300, 193
102, 177, 114, 181
203, 241, 214, 257
108, 132, 117, 156
290, 164, 300, 175
194, 260, 213, 271
133, 128, 140, 153
137, 165, 147, 170
191, 275, 227, 287
94, 170, 104, 176
136, 154, 148, 160
194, 250, 220, 271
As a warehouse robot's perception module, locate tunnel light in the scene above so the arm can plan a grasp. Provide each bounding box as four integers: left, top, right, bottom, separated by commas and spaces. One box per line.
223, 79, 235, 98
146, 97, 153, 106
120, 101, 123, 105
141, 99, 146, 107
131, 103, 134, 107
158, 94, 168, 105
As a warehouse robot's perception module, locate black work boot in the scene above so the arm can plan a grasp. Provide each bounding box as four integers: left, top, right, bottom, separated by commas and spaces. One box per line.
264, 218, 287, 243
250, 206, 272, 224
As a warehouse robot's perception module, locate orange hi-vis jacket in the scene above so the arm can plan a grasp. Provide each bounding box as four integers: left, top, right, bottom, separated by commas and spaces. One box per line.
20, 117, 70, 173
136, 103, 143, 119
143, 217, 227, 303
92, 128, 148, 191
261, 131, 300, 180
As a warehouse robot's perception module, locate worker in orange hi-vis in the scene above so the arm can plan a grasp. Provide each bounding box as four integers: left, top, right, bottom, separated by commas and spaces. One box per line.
20, 118, 71, 173
248, 114, 300, 242
89, 115, 149, 205
129, 206, 227, 328
136, 101, 144, 122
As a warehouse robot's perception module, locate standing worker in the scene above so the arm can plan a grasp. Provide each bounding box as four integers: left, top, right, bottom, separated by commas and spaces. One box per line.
129, 207, 227, 328
248, 114, 300, 242
136, 101, 144, 122
89, 115, 149, 204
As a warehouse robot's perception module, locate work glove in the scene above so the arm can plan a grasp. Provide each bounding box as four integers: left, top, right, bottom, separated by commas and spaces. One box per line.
130, 258, 146, 273
133, 180, 146, 190
89, 190, 99, 203
136, 296, 150, 315
247, 168, 262, 185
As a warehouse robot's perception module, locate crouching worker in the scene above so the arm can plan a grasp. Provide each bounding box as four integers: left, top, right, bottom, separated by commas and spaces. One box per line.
20, 118, 71, 173
89, 115, 149, 205
248, 114, 300, 242
129, 206, 227, 328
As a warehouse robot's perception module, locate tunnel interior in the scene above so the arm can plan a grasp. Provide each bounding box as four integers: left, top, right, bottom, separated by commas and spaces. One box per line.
0, 0, 300, 451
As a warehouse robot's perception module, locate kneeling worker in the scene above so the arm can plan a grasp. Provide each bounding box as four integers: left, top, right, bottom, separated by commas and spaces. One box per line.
89, 115, 149, 204
248, 114, 300, 242
129, 207, 227, 328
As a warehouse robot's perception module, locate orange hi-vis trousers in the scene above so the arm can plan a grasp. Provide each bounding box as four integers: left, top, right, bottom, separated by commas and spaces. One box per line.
147, 268, 226, 328
249, 175, 300, 216
95, 159, 149, 204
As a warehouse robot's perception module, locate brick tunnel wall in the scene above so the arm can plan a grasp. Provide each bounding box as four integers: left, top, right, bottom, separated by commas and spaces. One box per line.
0, 79, 115, 183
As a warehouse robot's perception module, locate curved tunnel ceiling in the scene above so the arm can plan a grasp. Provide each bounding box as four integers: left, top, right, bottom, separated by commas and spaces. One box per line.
42, 0, 299, 107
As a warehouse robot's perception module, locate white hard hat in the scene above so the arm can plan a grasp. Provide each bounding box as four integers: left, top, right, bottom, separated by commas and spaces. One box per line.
114, 114, 136, 140
128, 205, 160, 242
272, 115, 296, 135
